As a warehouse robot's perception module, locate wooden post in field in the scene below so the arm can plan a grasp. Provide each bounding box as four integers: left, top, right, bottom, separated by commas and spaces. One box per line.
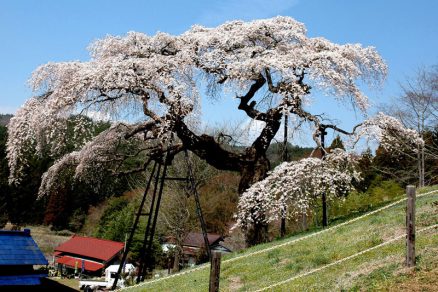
302, 212, 307, 231
406, 185, 416, 267
209, 251, 222, 292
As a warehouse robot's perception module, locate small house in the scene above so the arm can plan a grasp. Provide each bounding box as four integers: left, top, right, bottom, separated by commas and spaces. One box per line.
164, 232, 231, 267
54, 235, 124, 275
0, 229, 48, 286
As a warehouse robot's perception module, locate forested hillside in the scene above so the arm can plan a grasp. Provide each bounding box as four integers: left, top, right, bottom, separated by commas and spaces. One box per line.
0, 114, 12, 126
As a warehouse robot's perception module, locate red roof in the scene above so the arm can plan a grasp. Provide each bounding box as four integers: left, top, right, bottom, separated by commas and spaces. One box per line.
54, 235, 124, 262
56, 255, 104, 272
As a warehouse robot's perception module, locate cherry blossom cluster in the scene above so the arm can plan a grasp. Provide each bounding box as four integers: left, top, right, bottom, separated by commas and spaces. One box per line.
37, 123, 147, 198
7, 97, 96, 184
26, 16, 386, 129
185, 17, 386, 110
7, 99, 41, 183
8, 16, 387, 199
234, 149, 360, 230
351, 112, 424, 152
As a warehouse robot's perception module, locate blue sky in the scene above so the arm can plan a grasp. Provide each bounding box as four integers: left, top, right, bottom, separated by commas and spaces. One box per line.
0, 0, 437, 144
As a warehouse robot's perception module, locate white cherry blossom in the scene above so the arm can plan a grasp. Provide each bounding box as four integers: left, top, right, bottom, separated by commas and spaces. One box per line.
234, 149, 360, 230
7, 17, 392, 217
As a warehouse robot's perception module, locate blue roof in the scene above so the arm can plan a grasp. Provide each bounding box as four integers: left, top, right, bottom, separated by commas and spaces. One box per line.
0, 229, 48, 266
0, 274, 47, 286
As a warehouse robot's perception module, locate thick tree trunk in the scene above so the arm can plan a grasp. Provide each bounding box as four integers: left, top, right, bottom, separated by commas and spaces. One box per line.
238, 156, 270, 193
246, 221, 269, 246
173, 84, 281, 246
172, 250, 181, 273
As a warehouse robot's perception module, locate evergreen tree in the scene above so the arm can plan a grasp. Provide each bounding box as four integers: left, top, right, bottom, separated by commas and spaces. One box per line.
354, 147, 377, 192
329, 135, 345, 150
0, 125, 9, 227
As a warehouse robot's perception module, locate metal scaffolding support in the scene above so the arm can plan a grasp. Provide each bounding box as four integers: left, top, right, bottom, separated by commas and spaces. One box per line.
185, 149, 211, 260
111, 146, 211, 289
112, 160, 157, 289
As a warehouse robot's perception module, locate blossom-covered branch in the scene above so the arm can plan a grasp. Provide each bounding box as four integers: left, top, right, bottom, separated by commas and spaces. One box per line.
234, 149, 360, 230
350, 112, 424, 153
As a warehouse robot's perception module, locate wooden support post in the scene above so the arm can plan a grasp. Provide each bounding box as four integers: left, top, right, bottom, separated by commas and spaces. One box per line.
322, 192, 328, 227
209, 252, 222, 292
302, 212, 307, 231
280, 112, 289, 238
406, 185, 416, 267
320, 127, 328, 228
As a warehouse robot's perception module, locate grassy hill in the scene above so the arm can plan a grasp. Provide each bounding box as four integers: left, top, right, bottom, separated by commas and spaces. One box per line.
123, 186, 438, 291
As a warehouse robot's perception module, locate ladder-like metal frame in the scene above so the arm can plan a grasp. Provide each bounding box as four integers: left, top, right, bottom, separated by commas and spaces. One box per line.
111, 159, 157, 289
184, 149, 211, 260
112, 147, 211, 289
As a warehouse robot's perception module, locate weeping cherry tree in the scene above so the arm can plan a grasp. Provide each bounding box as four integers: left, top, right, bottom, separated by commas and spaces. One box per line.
8, 16, 417, 244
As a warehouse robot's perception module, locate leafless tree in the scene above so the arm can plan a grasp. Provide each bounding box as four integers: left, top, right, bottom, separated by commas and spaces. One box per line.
382, 65, 438, 186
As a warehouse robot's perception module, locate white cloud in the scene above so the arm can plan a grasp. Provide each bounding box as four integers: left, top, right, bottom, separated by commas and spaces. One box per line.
197, 0, 299, 27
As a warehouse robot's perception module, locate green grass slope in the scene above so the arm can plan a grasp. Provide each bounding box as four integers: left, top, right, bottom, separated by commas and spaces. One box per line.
125, 186, 438, 291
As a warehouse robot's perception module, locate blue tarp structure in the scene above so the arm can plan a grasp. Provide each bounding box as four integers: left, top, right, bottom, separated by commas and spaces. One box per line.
0, 229, 48, 286
0, 274, 48, 286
